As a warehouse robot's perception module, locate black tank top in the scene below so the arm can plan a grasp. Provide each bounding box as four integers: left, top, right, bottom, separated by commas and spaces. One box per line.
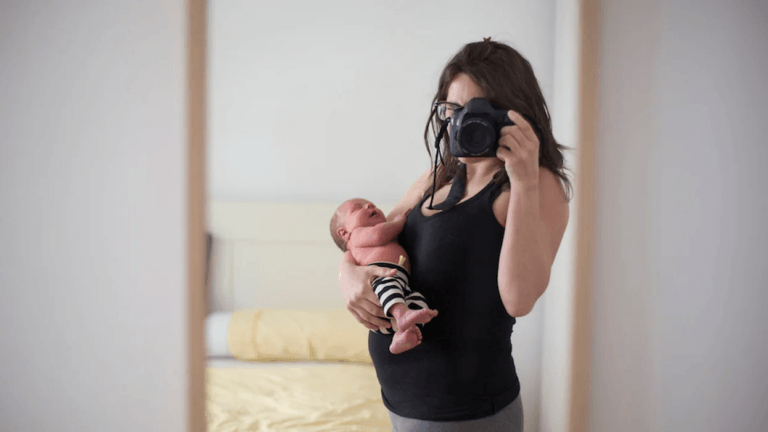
369, 179, 520, 421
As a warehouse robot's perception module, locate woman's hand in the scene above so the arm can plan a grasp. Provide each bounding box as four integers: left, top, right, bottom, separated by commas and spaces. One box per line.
339, 255, 394, 331
496, 110, 540, 188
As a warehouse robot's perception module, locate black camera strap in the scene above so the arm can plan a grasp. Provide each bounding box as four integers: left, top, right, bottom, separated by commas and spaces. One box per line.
428, 119, 467, 211
430, 163, 466, 210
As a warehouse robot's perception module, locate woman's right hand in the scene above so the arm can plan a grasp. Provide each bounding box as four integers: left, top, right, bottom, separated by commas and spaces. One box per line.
339, 255, 395, 331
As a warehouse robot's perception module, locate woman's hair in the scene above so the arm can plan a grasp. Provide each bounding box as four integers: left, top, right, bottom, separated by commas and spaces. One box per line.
423, 38, 573, 201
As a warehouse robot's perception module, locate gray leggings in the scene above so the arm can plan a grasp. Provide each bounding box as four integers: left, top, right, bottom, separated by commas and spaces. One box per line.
388, 394, 523, 432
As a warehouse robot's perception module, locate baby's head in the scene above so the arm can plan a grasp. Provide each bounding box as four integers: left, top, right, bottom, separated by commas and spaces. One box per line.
330, 198, 386, 252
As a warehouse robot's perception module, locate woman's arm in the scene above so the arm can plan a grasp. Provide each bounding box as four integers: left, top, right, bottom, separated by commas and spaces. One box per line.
338, 256, 394, 330
494, 110, 569, 317
338, 168, 432, 329
495, 168, 569, 317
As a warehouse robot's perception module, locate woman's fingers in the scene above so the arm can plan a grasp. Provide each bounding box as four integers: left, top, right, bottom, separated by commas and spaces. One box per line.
339, 257, 398, 330
507, 110, 538, 143
364, 297, 388, 322
361, 267, 394, 328
497, 112, 541, 185
371, 267, 398, 280
348, 285, 384, 317
498, 134, 521, 155
361, 305, 392, 329
506, 126, 528, 150
348, 308, 378, 331
496, 136, 519, 167
347, 300, 390, 330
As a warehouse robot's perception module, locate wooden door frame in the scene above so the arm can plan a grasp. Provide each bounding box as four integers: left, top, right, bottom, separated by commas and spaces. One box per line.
569, 0, 599, 431
188, 0, 206, 431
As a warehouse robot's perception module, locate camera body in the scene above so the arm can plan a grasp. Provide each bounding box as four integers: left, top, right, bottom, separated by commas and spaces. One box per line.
448, 97, 515, 157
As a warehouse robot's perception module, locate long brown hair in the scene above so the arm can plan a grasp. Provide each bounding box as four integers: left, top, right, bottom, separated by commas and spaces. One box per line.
423, 39, 573, 201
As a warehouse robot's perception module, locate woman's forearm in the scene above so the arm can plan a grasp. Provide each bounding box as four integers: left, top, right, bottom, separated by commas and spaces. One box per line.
497, 182, 550, 317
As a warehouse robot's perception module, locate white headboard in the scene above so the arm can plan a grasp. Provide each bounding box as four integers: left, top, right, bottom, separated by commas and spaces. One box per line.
207, 201, 395, 312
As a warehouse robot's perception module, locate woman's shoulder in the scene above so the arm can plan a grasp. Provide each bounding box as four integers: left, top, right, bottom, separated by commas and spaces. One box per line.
387, 168, 432, 221
492, 168, 568, 227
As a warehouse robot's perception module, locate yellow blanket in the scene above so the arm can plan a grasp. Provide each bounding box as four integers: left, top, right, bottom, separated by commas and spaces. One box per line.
206, 365, 391, 432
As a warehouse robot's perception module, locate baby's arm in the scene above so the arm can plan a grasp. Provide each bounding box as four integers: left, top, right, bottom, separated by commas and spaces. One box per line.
348, 216, 407, 248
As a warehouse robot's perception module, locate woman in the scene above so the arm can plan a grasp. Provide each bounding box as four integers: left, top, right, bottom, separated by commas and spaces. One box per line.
338, 39, 572, 431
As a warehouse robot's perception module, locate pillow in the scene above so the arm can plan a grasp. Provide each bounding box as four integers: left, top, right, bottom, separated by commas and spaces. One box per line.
206, 232, 213, 286
227, 309, 372, 363
205, 232, 213, 313
205, 312, 234, 358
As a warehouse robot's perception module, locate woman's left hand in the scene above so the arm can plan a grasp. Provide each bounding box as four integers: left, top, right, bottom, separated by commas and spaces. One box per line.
496, 110, 540, 188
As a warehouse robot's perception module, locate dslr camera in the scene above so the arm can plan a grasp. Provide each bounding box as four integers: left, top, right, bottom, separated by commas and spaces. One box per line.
448, 97, 521, 157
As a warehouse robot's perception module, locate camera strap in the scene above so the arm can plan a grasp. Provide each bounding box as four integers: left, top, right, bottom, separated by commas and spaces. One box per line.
428, 119, 467, 211
430, 162, 466, 210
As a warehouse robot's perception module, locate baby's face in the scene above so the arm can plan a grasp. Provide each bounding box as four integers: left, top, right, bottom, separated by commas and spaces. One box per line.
339, 199, 387, 231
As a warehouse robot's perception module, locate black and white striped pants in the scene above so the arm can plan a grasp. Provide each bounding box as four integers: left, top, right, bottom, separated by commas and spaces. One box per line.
368, 262, 429, 335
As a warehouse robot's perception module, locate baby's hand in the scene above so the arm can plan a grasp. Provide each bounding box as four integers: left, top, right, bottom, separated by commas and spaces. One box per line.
393, 209, 410, 224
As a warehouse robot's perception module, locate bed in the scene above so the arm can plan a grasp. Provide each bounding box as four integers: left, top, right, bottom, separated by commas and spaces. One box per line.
205, 202, 396, 432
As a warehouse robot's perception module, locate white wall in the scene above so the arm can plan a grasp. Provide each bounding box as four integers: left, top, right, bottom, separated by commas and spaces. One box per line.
0, 2, 190, 432
208, 1, 561, 430
208, 0, 556, 204
591, 1, 768, 431
539, 0, 580, 431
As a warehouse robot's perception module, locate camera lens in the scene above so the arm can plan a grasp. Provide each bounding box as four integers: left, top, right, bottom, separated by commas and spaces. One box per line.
459, 118, 494, 155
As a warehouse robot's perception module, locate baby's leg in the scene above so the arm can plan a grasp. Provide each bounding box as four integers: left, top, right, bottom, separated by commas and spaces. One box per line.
389, 327, 422, 354
388, 303, 438, 332
373, 275, 407, 320
371, 266, 436, 335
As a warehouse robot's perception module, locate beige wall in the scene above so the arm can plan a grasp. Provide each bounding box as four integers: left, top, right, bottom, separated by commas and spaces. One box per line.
0, 2, 194, 431
589, 1, 768, 431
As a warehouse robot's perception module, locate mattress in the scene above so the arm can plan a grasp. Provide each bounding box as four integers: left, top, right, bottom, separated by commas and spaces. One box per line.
206, 362, 391, 432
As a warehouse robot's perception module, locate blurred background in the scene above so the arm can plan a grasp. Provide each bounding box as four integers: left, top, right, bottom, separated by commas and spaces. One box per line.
2, 1, 767, 431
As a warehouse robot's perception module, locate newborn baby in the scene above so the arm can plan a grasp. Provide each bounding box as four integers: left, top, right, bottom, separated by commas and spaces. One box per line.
331, 198, 437, 354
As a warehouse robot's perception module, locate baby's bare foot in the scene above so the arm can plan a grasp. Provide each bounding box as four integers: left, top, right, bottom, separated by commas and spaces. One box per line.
396, 308, 438, 332
390, 327, 422, 354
